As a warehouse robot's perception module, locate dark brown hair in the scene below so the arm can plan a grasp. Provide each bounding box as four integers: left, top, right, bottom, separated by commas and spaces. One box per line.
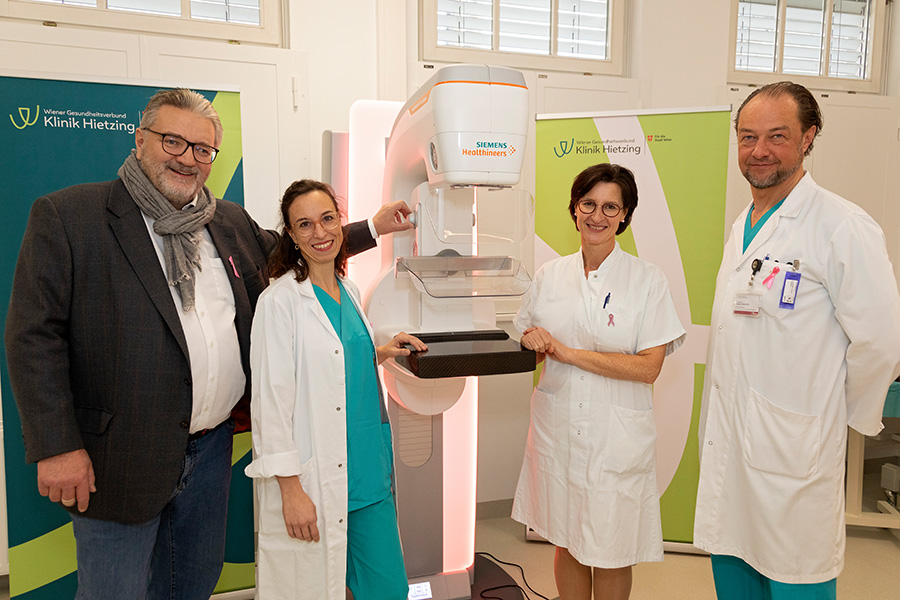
735, 81, 823, 156
268, 180, 348, 282
568, 163, 638, 235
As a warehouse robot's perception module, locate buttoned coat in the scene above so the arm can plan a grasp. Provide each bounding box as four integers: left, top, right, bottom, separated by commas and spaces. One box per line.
4, 178, 375, 524
694, 173, 900, 583
245, 275, 387, 600
511, 246, 685, 568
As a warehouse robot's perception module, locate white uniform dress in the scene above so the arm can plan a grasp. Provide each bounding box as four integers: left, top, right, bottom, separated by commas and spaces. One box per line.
512, 244, 685, 568
694, 173, 900, 584
245, 273, 376, 600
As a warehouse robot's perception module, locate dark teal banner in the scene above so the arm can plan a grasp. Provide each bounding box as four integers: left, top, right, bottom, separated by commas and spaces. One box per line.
1, 75, 252, 598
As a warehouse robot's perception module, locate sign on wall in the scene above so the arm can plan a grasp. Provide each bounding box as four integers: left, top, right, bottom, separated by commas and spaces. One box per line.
535, 108, 731, 544
0, 74, 254, 598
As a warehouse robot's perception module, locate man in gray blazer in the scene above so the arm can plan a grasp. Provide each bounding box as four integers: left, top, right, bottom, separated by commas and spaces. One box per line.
4, 88, 411, 600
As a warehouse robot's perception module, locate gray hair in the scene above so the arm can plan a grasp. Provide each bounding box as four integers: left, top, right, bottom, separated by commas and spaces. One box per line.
140, 88, 223, 147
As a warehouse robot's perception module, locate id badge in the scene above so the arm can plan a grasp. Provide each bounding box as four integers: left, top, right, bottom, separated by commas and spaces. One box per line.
733, 292, 762, 317
779, 271, 801, 309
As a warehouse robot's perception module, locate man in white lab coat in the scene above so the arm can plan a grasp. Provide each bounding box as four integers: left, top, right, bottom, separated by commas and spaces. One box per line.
693, 81, 900, 599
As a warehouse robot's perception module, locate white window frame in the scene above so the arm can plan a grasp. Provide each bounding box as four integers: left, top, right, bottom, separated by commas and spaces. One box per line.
420, 0, 626, 76
0, 0, 281, 46
727, 0, 887, 93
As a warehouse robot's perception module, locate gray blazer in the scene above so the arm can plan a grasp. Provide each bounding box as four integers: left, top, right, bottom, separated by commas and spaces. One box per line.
4, 179, 376, 523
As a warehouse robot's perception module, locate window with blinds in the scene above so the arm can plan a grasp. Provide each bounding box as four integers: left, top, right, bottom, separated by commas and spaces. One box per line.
426, 0, 623, 75
437, 0, 610, 59
27, 0, 261, 24
734, 0, 877, 82
558, 0, 609, 59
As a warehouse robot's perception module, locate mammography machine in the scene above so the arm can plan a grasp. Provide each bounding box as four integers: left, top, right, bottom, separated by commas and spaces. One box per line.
363, 64, 535, 599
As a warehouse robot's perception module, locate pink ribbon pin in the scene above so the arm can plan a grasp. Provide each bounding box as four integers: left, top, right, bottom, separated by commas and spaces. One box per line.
228, 256, 240, 278
763, 266, 780, 289
607, 314, 615, 327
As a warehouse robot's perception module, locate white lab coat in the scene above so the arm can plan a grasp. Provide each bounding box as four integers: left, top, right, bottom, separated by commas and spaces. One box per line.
512, 245, 685, 568
245, 273, 377, 600
694, 173, 900, 583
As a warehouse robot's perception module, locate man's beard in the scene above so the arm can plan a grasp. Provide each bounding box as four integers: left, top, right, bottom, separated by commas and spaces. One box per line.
742, 146, 804, 189
141, 159, 204, 205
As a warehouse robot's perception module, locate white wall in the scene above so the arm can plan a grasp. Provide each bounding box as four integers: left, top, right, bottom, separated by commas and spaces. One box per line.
885, 1, 900, 96
369, 0, 900, 502
2, 0, 899, 507
627, 0, 733, 108
289, 0, 744, 502
286, 0, 380, 180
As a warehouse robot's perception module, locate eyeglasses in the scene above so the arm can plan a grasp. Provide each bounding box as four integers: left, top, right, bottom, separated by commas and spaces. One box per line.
143, 128, 219, 164
577, 199, 624, 218
291, 212, 341, 237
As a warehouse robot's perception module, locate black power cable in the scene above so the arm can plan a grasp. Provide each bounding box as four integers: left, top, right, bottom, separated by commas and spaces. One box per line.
474, 551, 553, 600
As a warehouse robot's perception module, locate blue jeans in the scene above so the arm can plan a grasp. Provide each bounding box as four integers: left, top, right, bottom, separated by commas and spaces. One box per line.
71, 420, 234, 600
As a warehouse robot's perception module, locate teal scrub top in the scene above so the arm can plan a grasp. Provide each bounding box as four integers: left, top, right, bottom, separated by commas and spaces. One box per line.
314, 280, 393, 511
743, 198, 785, 253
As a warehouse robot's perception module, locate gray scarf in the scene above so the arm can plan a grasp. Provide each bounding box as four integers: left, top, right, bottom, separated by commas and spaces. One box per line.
118, 150, 216, 312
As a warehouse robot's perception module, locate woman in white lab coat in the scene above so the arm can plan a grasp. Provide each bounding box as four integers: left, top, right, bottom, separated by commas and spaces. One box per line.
244, 179, 425, 600
513, 164, 685, 600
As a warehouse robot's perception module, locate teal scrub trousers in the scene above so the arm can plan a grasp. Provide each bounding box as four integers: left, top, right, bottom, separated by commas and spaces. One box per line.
346, 493, 408, 600
711, 554, 836, 600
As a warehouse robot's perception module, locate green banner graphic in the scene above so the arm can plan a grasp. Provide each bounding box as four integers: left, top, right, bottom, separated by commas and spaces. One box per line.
0, 75, 252, 598
535, 109, 730, 544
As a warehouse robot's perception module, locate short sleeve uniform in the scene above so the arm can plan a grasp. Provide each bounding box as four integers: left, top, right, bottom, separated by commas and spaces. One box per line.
511, 244, 685, 568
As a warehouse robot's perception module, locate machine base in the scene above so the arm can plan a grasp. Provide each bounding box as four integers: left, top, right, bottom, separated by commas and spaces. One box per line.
408, 569, 470, 600
408, 556, 523, 600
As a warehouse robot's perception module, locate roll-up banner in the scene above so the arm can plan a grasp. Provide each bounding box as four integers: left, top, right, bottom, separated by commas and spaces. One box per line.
535, 108, 731, 545
0, 74, 254, 598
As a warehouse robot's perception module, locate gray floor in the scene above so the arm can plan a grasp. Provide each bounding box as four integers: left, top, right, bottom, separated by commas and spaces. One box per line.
1, 525, 897, 599
473, 518, 900, 600
2, 504, 897, 599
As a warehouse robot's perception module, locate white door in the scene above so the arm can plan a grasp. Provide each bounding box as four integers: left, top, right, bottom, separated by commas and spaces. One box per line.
140, 36, 309, 228
0, 18, 309, 579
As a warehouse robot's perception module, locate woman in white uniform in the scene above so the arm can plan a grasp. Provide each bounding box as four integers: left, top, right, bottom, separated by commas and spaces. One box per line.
513, 163, 685, 600
245, 180, 425, 600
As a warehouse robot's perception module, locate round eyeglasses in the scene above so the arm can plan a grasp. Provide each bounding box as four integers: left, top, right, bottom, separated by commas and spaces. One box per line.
144, 128, 219, 164
291, 212, 341, 238
577, 199, 624, 219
